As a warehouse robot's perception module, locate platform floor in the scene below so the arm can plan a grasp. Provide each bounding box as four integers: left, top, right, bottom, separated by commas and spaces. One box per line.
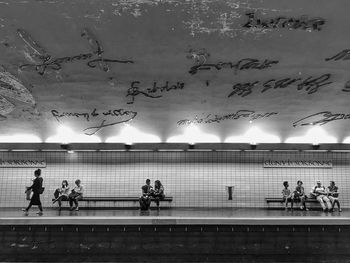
0, 207, 349, 225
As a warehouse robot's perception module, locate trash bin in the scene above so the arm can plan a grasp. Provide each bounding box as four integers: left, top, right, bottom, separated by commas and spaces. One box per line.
225, 186, 234, 200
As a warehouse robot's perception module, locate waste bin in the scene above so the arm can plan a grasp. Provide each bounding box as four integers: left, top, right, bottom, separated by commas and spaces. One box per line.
225, 186, 234, 200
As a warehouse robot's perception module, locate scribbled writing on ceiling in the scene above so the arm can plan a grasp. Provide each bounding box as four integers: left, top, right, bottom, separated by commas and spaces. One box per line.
243, 13, 325, 31
228, 74, 332, 98
126, 81, 185, 104
293, 112, 350, 127
51, 108, 137, 135
177, 110, 278, 126
18, 28, 134, 75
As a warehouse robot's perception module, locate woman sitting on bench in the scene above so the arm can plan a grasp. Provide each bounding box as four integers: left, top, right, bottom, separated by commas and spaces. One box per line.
152, 180, 165, 209
53, 180, 70, 210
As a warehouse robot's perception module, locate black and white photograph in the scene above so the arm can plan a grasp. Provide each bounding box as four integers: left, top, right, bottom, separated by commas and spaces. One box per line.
0, 0, 349, 262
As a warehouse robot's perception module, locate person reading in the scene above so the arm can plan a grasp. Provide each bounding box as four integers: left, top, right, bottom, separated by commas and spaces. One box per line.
69, 179, 84, 211
151, 180, 165, 210
53, 180, 70, 210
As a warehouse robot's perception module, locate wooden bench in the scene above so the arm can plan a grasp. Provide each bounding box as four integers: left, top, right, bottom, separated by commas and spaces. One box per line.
265, 197, 319, 207
56, 196, 173, 209
80, 196, 173, 203
265, 197, 318, 203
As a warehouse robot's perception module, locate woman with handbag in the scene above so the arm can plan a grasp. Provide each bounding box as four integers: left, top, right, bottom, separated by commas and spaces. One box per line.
53, 180, 70, 210
22, 169, 44, 215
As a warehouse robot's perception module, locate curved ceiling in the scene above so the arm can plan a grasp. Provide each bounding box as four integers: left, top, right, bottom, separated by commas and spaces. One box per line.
0, 0, 349, 143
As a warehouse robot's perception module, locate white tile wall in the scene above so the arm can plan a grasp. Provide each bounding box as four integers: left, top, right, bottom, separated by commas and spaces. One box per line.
0, 151, 348, 208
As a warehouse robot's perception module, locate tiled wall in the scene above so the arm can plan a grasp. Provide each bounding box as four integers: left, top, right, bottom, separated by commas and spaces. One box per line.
0, 151, 349, 208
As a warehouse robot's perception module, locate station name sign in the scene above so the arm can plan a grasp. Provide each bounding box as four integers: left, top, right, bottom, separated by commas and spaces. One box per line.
0, 159, 46, 168
264, 160, 332, 168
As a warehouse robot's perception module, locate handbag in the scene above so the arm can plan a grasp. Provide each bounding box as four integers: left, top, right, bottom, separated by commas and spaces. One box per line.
39, 187, 45, 194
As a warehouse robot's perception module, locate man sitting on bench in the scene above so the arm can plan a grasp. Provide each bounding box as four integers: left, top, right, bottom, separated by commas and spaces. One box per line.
293, 180, 309, 211
313, 180, 332, 212
139, 179, 153, 210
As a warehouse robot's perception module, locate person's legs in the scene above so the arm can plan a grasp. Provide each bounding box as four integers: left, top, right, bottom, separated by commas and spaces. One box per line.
155, 197, 160, 207
57, 195, 65, 208
69, 195, 74, 208
316, 196, 326, 210
329, 196, 335, 210
24, 202, 32, 211
323, 196, 332, 210
74, 195, 82, 210
332, 198, 341, 211
336, 200, 342, 211
300, 195, 307, 210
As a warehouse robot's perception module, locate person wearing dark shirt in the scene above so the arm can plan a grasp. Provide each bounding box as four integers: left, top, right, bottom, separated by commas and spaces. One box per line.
151, 180, 165, 209
282, 181, 293, 210
22, 169, 44, 215
139, 179, 152, 210
293, 180, 308, 211
328, 181, 341, 212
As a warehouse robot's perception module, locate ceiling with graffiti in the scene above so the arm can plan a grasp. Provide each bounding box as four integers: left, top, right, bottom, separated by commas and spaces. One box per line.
0, 0, 349, 144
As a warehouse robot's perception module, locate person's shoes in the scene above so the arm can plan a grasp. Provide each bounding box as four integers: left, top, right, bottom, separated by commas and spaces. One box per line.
36, 211, 43, 216
21, 208, 28, 214
305, 208, 309, 211
339, 209, 342, 212
75, 207, 79, 211
69, 206, 74, 211
300, 206, 304, 210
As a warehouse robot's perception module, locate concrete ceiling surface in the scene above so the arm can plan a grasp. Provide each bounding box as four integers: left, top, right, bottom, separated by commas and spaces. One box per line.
0, 0, 349, 143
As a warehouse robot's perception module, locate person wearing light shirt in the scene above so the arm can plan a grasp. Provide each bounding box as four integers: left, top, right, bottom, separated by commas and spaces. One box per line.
313, 180, 332, 212
69, 179, 84, 211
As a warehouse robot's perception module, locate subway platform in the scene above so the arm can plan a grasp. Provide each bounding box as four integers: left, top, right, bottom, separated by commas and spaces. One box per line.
1, 208, 350, 262
0, 207, 349, 225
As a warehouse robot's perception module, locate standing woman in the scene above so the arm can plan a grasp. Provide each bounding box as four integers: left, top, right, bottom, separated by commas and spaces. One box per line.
23, 169, 44, 215
153, 180, 165, 209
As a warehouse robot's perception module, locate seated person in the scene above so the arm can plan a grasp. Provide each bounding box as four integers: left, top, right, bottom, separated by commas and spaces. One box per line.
313, 180, 332, 212
68, 179, 84, 211
151, 180, 165, 209
139, 179, 153, 210
53, 180, 70, 209
328, 181, 341, 212
282, 181, 293, 210
293, 180, 308, 211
